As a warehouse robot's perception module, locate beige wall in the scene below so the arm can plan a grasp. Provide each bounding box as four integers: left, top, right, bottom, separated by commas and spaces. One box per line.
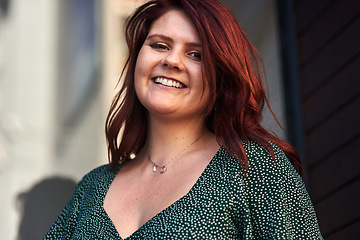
1, 1, 59, 239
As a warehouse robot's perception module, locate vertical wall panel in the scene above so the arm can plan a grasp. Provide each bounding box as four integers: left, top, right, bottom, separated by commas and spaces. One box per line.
293, 0, 360, 238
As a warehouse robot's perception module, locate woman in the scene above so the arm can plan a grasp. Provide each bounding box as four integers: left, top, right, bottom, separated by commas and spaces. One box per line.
45, 0, 323, 239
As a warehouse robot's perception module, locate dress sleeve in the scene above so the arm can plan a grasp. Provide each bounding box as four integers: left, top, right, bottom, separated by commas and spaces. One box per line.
43, 175, 88, 239
236, 142, 323, 239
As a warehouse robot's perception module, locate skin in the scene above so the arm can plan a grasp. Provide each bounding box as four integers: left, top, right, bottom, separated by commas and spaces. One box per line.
134, 8, 209, 122
103, 9, 220, 238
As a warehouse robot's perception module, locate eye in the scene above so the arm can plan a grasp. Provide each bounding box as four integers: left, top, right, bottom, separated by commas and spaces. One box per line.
150, 43, 169, 51
189, 51, 201, 61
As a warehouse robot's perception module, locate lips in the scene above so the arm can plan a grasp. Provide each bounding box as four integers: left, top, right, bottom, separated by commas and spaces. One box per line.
153, 77, 186, 89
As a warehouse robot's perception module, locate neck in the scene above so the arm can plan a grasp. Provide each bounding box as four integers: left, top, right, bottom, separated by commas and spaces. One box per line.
142, 115, 208, 164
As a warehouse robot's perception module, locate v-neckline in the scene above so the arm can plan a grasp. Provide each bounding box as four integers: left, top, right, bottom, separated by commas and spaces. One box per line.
101, 146, 223, 240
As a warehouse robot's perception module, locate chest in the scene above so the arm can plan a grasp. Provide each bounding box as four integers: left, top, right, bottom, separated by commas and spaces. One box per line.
102, 171, 241, 239
103, 166, 208, 238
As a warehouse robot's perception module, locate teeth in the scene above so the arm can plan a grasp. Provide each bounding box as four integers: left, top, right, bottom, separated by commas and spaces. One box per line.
154, 77, 185, 89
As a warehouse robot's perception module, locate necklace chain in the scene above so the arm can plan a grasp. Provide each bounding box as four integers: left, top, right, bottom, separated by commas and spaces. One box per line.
148, 133, 205, 174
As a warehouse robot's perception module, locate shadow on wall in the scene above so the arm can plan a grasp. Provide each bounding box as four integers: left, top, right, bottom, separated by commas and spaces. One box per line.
16, 177, 77, 240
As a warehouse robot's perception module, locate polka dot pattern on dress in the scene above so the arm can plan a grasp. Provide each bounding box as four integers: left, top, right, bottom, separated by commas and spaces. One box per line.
44, 141, 323, 239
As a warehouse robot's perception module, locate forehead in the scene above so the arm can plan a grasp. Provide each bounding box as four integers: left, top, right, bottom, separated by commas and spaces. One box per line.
148, 9, 200, 43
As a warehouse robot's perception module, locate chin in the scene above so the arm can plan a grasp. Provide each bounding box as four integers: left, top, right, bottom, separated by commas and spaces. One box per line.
147, 105, 177, 116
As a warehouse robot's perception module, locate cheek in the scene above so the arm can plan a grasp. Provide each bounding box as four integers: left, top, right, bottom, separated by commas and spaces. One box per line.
134, 71, 144, 104
134, 43, 151, 74
134, 51, 144, 79
134, 49, 147, 91
199, 75, 211, 105
134, 66, 144, 103
202, 84, 211, 106
192, 66, 205, 92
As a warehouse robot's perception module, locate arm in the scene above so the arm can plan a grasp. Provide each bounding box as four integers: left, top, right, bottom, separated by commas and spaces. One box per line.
43, 180, 84, 240
238, 142, 323, 239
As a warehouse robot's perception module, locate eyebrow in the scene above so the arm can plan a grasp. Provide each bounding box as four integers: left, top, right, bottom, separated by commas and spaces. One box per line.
146, 34, 202, 48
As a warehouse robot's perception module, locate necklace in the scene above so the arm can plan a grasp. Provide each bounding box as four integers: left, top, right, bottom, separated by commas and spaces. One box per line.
148, 133, 205, 174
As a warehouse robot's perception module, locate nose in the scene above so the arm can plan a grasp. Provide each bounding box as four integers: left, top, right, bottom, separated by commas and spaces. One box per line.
161, 49, 184, 71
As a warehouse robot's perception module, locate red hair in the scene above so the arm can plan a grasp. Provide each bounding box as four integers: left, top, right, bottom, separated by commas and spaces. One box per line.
105, 0, 302, 175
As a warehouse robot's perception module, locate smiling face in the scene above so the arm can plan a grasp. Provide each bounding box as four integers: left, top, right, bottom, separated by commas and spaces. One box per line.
134, 9, 210, 122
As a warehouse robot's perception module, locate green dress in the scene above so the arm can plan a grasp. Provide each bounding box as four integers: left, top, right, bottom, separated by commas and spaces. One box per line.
44, 142, 323, 239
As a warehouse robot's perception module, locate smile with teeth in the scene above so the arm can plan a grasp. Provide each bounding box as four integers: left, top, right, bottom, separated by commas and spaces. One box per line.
153, 77, 186, 89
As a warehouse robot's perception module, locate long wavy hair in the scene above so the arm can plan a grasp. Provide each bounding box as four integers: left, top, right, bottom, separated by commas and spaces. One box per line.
105, 0, 302, 174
